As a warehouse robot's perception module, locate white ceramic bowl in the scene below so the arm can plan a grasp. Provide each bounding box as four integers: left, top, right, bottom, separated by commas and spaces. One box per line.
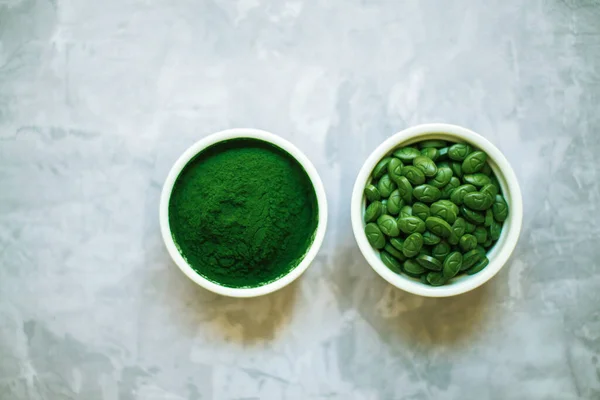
160, 128, 328, 298
351, 123, 523, 297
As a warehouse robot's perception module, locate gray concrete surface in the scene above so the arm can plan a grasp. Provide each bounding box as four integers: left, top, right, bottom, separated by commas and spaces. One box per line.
1, 0, 600, 399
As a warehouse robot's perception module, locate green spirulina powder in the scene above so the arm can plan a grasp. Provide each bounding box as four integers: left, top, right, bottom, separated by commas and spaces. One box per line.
168, 138, 319, 288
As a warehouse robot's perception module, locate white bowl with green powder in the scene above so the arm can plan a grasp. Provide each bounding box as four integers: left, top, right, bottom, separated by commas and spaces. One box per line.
160, 128, 327, 298
351, 123, 523, 297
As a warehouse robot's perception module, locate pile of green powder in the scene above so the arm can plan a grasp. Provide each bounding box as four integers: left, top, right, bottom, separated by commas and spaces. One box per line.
168, 138, 319, 288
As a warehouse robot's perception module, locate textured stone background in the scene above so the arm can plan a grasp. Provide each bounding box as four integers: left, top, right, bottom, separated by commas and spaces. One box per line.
1, 0, 600, 399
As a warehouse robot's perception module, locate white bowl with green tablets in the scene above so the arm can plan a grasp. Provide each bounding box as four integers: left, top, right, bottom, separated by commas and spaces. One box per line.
160, 128, 328, 298
351, 123, 523, 297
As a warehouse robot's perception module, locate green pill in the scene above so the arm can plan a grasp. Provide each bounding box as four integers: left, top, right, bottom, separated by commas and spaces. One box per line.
443, 251, 463, 278
387, 157, 403, 175
462, 248, 484, 270
484, 209, 494, 227
399, 205, 413, 218
429, 166, 453, 188
413, 156, 438, 177
419, 139, 448, 149
390, 237, 404, 252
466, 256, 489, 275
425, 216, 453, 238
387, 158, 403, 184
438, 199, 459, 214
404, 259, 427, 276
401, 165, 426, 185
381, 199, 388, 214
460, 206, 485, 224
426, 271, 447, 286
422, 230, 441, 245
484, 237, 493, 248
448, 143, 472, 161
481, 183, 498, 199
417, 254, 443, 271
397, 216, 426, 234
412, 202, 430, 220
430, 201, 458, 224
364, 184, 381, 202
402, 233, 423, 258
474, 226, 488, 244
364, 201, 383, 223
432, 241, 451, 261
451, 217, 467, 238
377, 214, 400, 237
448, 233, 460, 246
490, 220, 502, 240
381, 251, 403, 274
420, 147, 439, 161
413, 184, 442, 203
465, 221, 476, 233
365, 223, 385, 249
377, 174, 396, 198
463, 173, 491, 187
463, 192, 494, 211
492, 194, 509, 222
459, 234, 478, 252
396, 176, 413, 204
462, 151, 487, 174
451, 162, 463, 178
384, 244, 406, 261
440, 176, 460, 199
393, 147, 421, 162
373, 157, 392, 179
386, 190, 404, 215
450, 184, 477, 205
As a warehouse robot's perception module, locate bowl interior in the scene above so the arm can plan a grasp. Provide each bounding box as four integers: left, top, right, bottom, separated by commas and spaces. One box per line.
352, 125, 523, 297
160, 128, 328, 298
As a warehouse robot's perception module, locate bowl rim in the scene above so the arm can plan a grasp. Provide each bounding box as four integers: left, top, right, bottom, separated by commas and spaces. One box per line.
159, 128, 328, 298
351, 123, 523, 297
